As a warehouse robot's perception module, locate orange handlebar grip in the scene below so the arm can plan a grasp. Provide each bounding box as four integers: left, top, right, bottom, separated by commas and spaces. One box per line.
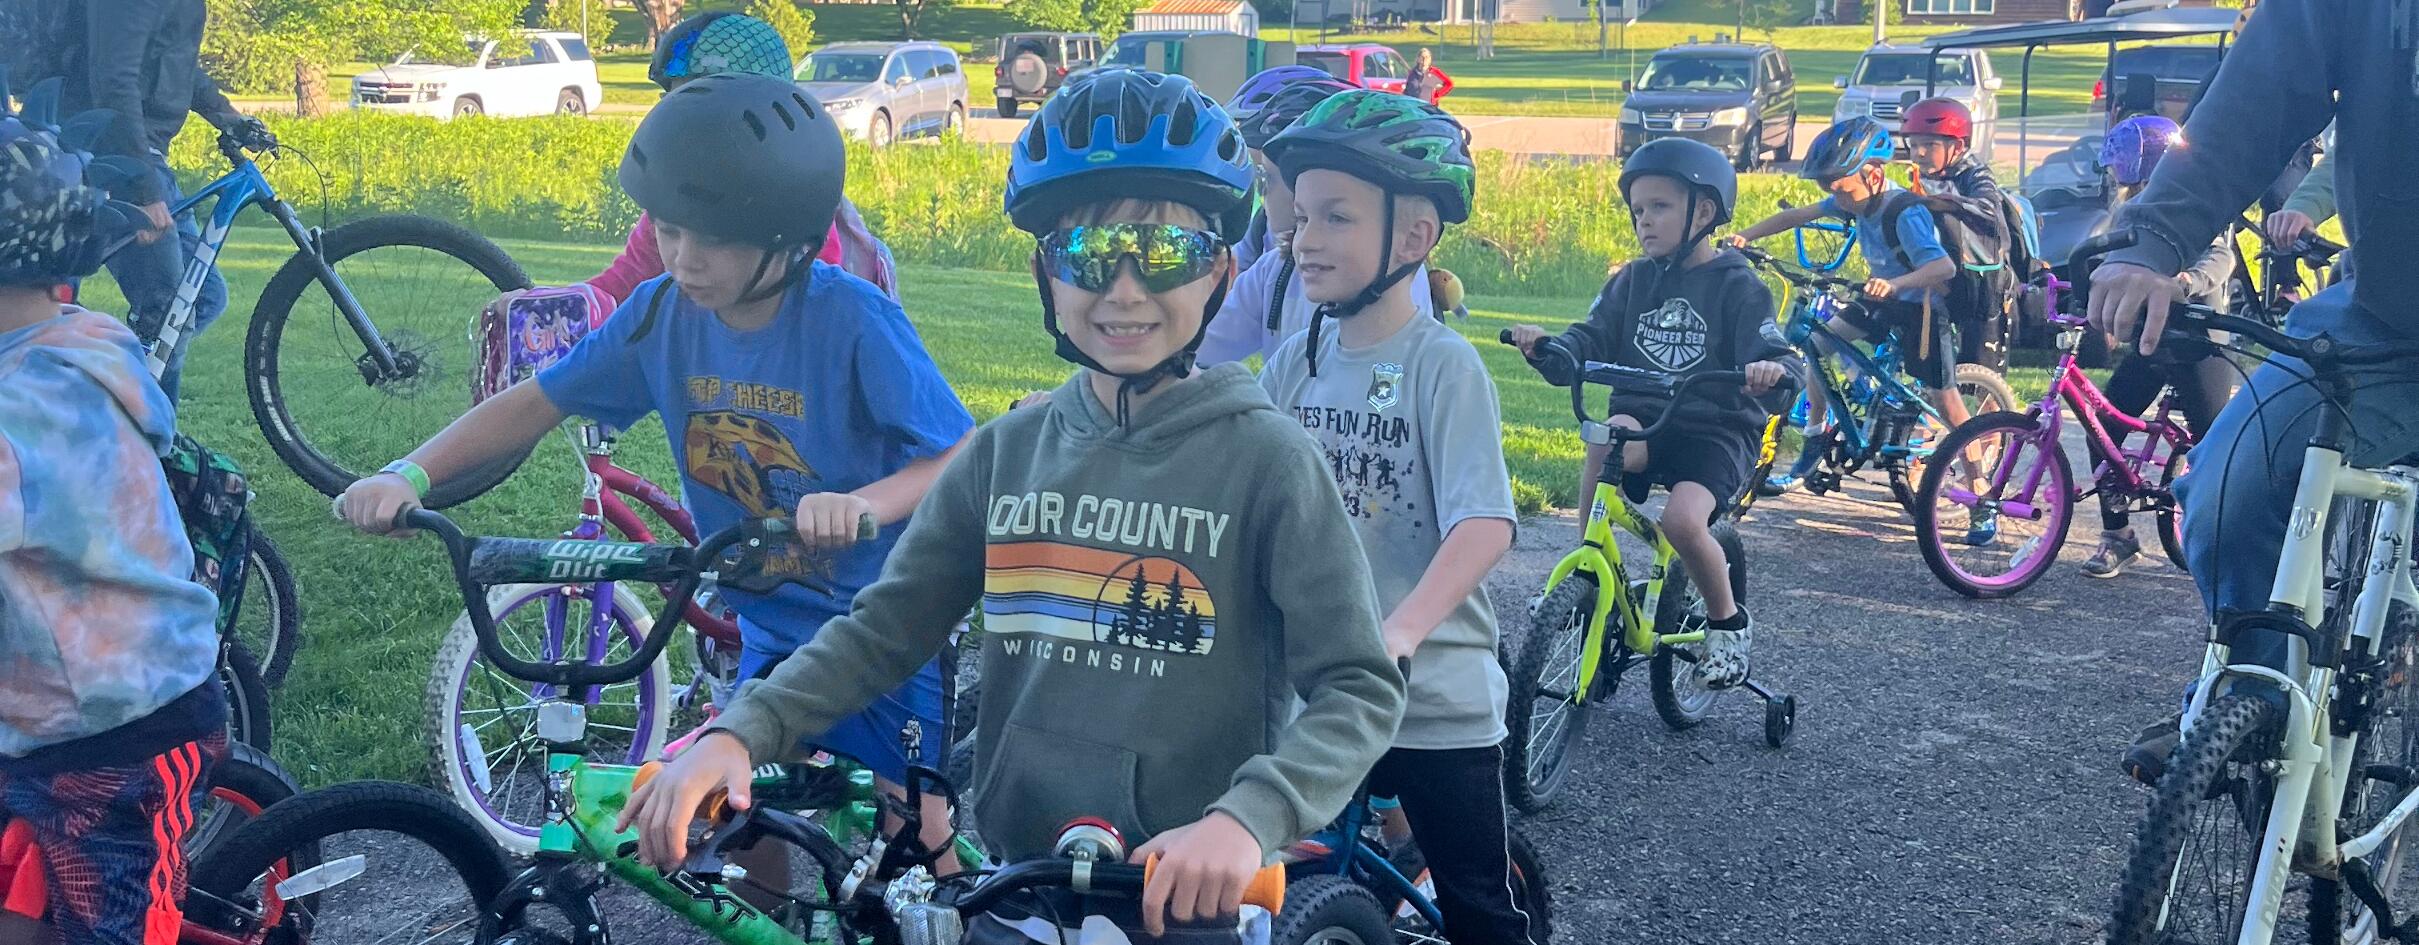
1142, 854, 1287, 914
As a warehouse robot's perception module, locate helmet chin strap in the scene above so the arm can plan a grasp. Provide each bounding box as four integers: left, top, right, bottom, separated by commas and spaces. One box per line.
1305, 196, 1419, 377
735, 236, 827, 305
1029, 252, 1233, 427
1626, 188, 1713, 320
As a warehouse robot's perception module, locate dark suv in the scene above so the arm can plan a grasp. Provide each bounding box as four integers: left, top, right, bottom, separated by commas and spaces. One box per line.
1617, 40, 1798, 170
993, 31, 1102, 117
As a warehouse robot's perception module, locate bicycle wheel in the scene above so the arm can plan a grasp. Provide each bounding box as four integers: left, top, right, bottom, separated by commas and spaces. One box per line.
424, 582, 671, 855
1650, 522, 1749, 730
1892, 364, 2022, 513
1272, 876, 1396, 945
234, 526, 303, 688
1914, 412, 2073, 599
224, 639, 274, 753
1375, 830, 1554, 942
245, 214, 530, 507
2107, 693, 2281, 945
1502, 574, 1598, 814
189, 741, 307, 866
2312, 606, 2419, 945
186, 780, 515, 945
2154, 445, 2192, 576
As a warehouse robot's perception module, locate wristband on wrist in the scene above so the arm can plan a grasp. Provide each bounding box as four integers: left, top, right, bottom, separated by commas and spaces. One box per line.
381, 460, 430, 498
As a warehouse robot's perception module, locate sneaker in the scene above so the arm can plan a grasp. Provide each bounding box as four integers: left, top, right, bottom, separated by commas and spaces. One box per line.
1964, 507, 2000, 546
1700, 609, 1753, 689
1756, 472, 1798, 497
2083, 531, 2144, 579
2121, 712, 2183, 786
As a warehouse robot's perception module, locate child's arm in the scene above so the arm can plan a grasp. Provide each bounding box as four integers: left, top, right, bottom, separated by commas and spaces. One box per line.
800, 301, 979, 549
338, 380, 565, 533
2176, 232, 2238, 301
622, 433, 993, 868
1728, 203, 1828, 245
1387, 348, 1518, 660
1869, 256, 1958, 297
1208, 446, 1406, 858
1384, 521, 1513, 660
1727, 277, 1804, 397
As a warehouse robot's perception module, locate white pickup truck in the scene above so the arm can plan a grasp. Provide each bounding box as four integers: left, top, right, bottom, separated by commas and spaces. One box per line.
352, 31, 605, 119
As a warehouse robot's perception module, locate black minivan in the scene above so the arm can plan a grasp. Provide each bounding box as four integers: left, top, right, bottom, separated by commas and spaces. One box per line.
1618, 39, 1798, 170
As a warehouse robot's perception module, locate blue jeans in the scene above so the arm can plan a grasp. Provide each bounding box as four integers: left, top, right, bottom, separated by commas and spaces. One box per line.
2174, 278, 2419, 673
106, 162, 227, 403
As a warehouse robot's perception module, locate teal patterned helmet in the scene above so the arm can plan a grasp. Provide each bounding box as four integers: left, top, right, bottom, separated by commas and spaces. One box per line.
649, 12, 795, 90
1262, 89, 1475, 223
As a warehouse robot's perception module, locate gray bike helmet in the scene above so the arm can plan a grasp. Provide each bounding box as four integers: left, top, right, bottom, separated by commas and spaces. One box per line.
1619, 137, 1737, 226
619, 73, 844, 253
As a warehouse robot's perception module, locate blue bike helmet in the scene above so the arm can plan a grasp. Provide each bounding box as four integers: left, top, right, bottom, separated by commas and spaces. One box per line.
0, 70, 140, 288
1005, 69, 1255, 241
2099, 114, 2182, 186
649, 12, 795, 90
1232, 73, 1358, 150
1227, 65, 1336, 118
1799, 115, 1895, 181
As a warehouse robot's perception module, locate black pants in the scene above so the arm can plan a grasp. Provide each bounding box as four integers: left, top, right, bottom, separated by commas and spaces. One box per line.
1368, 745, 1539, 945
2091, 351, 2235, 530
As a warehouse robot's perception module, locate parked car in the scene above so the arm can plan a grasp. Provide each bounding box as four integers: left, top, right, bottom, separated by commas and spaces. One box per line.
1297, 43, 1450, 104
351, 31, 602, 119
1831, 45, 2001, 165
992, 31, 1101, 118
1616, 40, 1797, 170
796, 41, 969, 147
2091, 43, 2221, 120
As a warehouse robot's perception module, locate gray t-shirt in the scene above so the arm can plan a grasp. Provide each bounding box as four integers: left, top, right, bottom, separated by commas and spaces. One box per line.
1260, 314, 1516, 750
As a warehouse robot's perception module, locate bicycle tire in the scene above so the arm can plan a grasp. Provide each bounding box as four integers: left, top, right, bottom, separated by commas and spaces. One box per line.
1913, 411, 2073, 599
1650, 522, 1748, 730
1375, 829, 1554, 942
2312, 605, 2419, 945
2154, 445, 2191, 576
2106, 693, 2280, 945
189, 741, 308, 865
244, 214, 530, 507
424, 582, 671, 856
1892, 364, 2020, 514
1502, 575, 1597, 814
1272, 876, 1395, 945
223, 639, 273, 753
237, 525, 303, 688
187, 780, 515, 945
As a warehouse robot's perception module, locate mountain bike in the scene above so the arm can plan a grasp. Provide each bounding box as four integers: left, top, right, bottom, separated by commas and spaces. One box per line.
1738, 247, 2018, 515
422, 422, 750, 855
193, 507, 990, 945
2229, 216, 2345, 332
1284, 784, 1551, 945
1495, 331, 1801, 814
2097, 272, 2419, 942
1912, 269, 2193, 598
1736, 219, 1861, 520
143, 131, 528, 507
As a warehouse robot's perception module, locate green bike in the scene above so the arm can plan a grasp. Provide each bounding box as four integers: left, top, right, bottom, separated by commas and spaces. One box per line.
189, 510, 982, 944
1496, 332, 1801, 814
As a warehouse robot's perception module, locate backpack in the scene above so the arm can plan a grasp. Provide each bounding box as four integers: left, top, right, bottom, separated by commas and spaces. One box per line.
1873, 189, 2034, 341
161, 434, 253, 631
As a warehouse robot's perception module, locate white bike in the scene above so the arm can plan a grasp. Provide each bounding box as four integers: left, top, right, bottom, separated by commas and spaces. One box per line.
2105, 297, 2419, 945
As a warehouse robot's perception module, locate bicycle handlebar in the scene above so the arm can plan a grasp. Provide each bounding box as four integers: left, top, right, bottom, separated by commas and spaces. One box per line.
1735, 246, 1862, 294
400, 508, 875, 687
2070, 231, 2419, 375
1498, 330, 1797, 441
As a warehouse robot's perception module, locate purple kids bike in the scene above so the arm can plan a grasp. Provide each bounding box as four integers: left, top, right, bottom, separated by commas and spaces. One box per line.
1911, 271, 2195, 598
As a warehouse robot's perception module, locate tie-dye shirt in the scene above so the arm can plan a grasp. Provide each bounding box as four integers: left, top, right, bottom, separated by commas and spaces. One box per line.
0, 307, 219, 760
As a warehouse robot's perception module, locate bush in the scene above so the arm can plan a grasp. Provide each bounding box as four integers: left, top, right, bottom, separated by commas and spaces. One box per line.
541, 0, 611, 49
168, 114, 1835, 298
748, 0, 818, 57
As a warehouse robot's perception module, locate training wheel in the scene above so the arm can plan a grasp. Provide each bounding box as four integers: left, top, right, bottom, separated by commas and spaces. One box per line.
1764, 694, 1798, 748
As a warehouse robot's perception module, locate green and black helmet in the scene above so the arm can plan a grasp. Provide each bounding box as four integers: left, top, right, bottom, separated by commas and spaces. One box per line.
1262, 89, 1475, 224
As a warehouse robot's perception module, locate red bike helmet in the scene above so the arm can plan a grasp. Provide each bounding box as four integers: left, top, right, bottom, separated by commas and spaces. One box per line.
1902, 97, 1974, 143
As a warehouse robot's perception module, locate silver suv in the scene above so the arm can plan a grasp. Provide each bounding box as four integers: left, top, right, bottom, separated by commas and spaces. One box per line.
795, 41, 969, 147
1831, 46, 2003, 165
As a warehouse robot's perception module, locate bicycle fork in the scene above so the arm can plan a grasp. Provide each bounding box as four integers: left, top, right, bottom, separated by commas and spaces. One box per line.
259, 198, 411, 382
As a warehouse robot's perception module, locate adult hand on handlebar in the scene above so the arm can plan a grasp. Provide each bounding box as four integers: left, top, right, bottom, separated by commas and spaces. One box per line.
1743, 359, 1787, 395
618, 730, 753, 870
2264, 210, 2316, 247
134, 201, 173, 246
1504, 324, 1550, 359
795, 492, 877, 553
336, 475, 423, 536
2085, 261, 2177, 356
1131, 812, 1261, 937
1861, 277, 1896, 300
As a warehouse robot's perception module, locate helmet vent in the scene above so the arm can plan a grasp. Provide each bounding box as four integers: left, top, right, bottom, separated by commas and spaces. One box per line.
791, 93, 818, 120
677, 181, 725, 206
628, 144, 648, 168
1168, 98, 1198, 146
742, 110, 768, 141
770, 99, 797, 131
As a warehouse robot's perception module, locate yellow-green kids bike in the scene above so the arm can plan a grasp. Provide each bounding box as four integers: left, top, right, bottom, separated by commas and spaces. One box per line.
1496, 331, 1801, 814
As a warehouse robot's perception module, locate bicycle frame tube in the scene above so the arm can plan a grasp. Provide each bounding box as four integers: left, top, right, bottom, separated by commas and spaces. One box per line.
137, 165, 270, 377
1546, 476, 1663, 699
585, 440, 742, 645
1321, 802, 1447, 931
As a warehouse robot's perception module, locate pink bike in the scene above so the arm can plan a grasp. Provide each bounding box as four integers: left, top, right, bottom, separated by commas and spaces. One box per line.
1910, 272, 2195, 598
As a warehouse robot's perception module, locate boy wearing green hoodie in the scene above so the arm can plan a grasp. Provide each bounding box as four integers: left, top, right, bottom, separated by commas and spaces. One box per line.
623, 69, 1406, 940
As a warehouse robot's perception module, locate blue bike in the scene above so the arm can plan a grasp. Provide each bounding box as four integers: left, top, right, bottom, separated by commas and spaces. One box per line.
1286, 787, 1552, 945
141, 131, 528, 507
1740, 246, 2017, 515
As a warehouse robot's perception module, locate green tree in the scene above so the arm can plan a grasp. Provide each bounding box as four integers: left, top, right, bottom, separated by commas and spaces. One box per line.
1739, 0, 1799, 37
203, 0, 525, 116
633, 0, 688, 42
539, 0, 607, 50
892, 0, 956, 39
747, 0, 816, 56
1005, 0, 1149, 38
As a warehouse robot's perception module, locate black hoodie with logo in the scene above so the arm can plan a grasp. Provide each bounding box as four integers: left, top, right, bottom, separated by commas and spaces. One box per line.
1536, 248, 1803, 442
